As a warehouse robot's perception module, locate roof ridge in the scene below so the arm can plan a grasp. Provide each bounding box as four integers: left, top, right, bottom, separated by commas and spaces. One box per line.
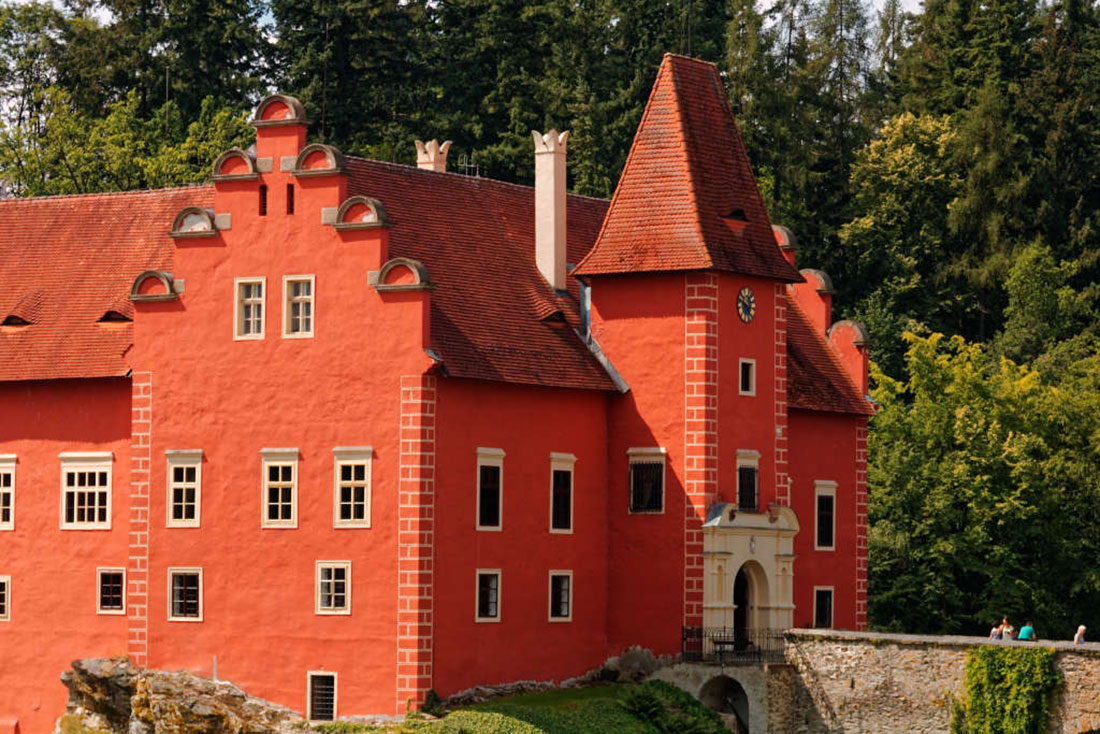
0, 183, 212, 204
345, 156, 608, 204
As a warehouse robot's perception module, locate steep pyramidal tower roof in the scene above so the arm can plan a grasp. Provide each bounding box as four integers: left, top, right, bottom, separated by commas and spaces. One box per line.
575, 54, 802, 281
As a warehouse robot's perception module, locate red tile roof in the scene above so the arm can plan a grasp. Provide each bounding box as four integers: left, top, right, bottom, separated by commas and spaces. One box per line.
787, 299, 874, 416
346, 158, 616, 390
0, 187, 212, 382
573, 54, 802, 282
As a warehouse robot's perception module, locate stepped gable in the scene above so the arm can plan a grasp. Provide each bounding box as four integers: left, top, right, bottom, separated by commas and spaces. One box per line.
574, 54, 802, 281
0, 186, 212, 382
787, 299, 873, 416
339, 158, 617, 390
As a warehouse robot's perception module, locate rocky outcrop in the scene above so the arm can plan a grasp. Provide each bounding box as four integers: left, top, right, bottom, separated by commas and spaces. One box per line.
56, 659, 305, 734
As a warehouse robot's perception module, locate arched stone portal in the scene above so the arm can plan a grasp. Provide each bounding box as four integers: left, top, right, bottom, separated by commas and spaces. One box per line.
702, 504, 798, 631
699, 675, 750, 733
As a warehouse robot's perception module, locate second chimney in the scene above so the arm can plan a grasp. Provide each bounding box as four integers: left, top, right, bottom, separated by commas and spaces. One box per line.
533, 129, 569, 291
415, 139, 451, 172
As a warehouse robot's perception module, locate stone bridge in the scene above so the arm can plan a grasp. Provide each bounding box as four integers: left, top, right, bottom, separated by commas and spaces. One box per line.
652, 628, 1100, 733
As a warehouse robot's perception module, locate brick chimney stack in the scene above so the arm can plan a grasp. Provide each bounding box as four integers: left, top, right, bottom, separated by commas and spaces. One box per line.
533, 129, 569, 291
415, 139, 451, 173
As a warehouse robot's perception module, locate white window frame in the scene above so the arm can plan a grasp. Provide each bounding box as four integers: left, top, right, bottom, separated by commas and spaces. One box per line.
627, 447, 666, 514
307, 671, 338, 722
165, 450, 203, 528
260, 448, 299, 529
475, 568, 502, 623
167, 567, 204, 622
813, 585, 834, 629
736, 449, 760, 511
59, 452, 113, 530
548, 570, 573, 622
315, 561, 352, 615
738, 358, 756, 396
282, 274, 316, 339
476, 448, 505, 532
548, 452, 576, 534
0, 575, 10, 621
96, 567, 126, 616
332, 447, 373, 529
234, 276, 266, 341
814, 480, 838, 551
0, 454, 14, 531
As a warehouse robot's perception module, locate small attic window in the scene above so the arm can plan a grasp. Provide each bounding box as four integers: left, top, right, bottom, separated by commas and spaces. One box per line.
2, 315, 29, 326
99, 311, 132, 323
722, 208, 749, 235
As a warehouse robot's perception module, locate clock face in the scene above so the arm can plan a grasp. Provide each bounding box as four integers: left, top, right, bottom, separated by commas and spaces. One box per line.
737, 287, 756, 323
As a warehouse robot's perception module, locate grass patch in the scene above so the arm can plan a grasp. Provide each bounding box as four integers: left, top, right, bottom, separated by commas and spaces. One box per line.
323, 681, 728, 734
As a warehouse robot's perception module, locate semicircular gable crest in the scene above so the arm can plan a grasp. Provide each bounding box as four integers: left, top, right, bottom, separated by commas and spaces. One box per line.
170, 207, 218, 238
799, 268, 835, 295
130, 270, 180, 302
293, 143, 347, 178
211, 148, 258, 182
334, 195, 391, 230
251, 94, 308, 128
827, 319, 870, 347
368, 258, 432, 292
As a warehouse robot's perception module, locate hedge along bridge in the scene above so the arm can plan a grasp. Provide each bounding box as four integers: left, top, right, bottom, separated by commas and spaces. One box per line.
653, 628, 1100, 733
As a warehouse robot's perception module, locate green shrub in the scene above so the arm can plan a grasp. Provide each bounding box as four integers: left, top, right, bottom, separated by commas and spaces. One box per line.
950, 646, 1062, 734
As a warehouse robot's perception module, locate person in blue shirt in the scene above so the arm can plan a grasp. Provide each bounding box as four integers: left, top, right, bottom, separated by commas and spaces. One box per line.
1018, 621, 1036, 640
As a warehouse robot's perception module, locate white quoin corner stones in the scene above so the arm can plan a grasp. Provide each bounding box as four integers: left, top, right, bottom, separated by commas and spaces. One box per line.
533, 129, 569, 292
414, 139, 451, 173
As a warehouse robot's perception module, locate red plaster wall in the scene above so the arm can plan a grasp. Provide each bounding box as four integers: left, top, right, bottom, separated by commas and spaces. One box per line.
589, 274, 687, 655
432, 378, 610, 695
788, 408, 862, 630
0, 378, 132, 733
129, 122, 434, 718
715, 273, 779, 507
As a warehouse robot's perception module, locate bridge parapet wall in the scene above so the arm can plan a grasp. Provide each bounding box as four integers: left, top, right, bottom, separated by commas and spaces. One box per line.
654, 629, 1100, 733
783, 628, 1100, 734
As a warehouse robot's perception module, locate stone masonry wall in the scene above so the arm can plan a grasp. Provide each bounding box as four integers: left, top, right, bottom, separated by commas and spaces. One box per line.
781, 629, 1100, 734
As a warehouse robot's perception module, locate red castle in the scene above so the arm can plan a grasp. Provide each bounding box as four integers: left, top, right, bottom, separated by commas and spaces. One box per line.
0, 55, 870, 730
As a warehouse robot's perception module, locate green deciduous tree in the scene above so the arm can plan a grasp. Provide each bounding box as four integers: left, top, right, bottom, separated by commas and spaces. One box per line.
868, 332, 1100, 636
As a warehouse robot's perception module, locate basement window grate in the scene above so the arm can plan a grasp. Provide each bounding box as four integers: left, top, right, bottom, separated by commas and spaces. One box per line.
309, 673, 336, 721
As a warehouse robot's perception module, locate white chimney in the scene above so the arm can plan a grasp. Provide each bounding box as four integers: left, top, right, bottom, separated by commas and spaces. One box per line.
533, 129, 569, 291
415, 139, 451, 172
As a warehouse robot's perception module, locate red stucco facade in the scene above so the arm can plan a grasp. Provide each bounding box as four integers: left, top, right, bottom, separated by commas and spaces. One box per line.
0, 55, 871, 731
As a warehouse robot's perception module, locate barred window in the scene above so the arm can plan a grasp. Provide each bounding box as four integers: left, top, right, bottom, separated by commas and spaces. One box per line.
308, 673, 336, 721
629, 459, 660, 510
737, 466, 758, 512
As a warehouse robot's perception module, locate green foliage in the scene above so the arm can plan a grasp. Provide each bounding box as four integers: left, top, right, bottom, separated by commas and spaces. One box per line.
0, 88, 252, 195
950, 646, 1062, 734
623, 681, 727, 734
868, 332, 1100, 635
312, 723, 382, 733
